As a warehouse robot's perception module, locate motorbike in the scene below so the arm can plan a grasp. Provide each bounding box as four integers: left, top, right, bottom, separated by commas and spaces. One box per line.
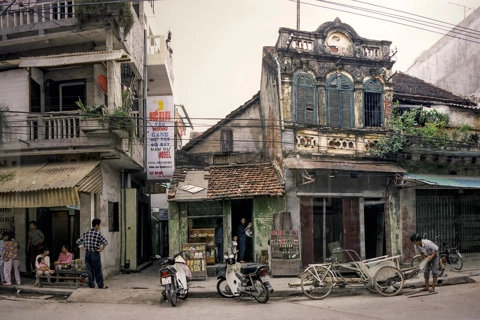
159, 251, 190, 307
215, 251, 272, 304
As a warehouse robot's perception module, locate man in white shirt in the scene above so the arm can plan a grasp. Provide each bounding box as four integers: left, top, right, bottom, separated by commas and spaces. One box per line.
410, 233, 439, 292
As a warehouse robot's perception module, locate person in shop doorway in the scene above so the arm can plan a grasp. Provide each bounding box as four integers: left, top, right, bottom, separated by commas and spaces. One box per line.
77, 218, 109, 289
215, 218, 223, 263
237, 218, 251, 263
27, 221, 45, 273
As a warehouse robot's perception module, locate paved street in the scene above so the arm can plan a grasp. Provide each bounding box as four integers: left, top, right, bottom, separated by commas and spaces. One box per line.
1, 280, 480, 320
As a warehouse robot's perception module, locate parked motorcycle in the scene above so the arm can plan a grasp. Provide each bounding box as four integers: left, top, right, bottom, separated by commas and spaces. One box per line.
215, 252, 272, 303
159, 251, 189, 307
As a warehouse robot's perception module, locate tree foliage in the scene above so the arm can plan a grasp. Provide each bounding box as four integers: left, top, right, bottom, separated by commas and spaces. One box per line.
76, 0, 135, 36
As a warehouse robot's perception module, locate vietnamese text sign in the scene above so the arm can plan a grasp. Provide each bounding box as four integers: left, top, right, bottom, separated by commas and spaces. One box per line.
147, 96, 175, 180
0, 208, 14, 235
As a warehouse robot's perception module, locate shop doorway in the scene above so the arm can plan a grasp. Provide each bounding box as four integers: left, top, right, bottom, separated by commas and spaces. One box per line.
33, 208, 80, 270
364, 203, 385, 259
313, 198, 343, 263
231, 199, 253, 262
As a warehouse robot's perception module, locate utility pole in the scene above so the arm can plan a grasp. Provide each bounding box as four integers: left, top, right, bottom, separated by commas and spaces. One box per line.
448, 2, 474, 19
297, 0, 300, 30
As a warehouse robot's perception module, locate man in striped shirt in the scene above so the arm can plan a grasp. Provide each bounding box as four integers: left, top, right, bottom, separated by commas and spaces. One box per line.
77, 218, 108, 289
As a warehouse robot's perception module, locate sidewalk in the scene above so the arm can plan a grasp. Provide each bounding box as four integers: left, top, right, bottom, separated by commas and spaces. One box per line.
2, 255, 479, 304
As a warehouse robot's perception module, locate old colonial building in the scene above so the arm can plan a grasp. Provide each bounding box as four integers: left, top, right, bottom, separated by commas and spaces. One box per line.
0, 0, 174, 275
172, 18, 480, 269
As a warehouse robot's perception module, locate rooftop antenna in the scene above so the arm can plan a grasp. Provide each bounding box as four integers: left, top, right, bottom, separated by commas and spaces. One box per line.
297, 0, 300, 30
448, 2, 474, 19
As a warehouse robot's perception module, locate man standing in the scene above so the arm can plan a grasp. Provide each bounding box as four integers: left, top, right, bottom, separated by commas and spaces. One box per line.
26, 221, 45, 272
237, 218, 251, 263
77, 218, 108, 289
410, 233, 439, 292
215, 218, 223, 263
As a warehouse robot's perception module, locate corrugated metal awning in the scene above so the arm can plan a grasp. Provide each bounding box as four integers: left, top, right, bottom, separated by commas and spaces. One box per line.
404, 173, 480, 188
0, 161, 102, 208
19, 50, 130, 68
284, 158, 405, 173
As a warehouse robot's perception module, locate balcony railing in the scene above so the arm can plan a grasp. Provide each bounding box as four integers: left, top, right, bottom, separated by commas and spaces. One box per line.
26, 111, 81, 141
0, 0, 74, 30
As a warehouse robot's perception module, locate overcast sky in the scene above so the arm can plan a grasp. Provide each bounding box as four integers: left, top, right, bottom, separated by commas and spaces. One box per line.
154, 0, 478, 134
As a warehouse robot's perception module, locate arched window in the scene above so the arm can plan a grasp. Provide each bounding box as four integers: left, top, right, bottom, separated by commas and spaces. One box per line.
326, 74, 353, 128
363, 79, 383, 127
294, 73, 316, 124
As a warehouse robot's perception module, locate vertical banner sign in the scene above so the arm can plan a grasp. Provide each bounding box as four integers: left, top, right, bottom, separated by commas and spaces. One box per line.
146, 96, 175, 180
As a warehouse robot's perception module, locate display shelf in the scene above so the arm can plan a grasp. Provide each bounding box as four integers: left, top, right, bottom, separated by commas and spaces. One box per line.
189, 228, 216, 265
270, 230, 301, 276
182, 243, 207, 280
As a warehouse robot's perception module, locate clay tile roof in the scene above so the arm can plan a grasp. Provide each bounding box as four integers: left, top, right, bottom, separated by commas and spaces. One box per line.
207, 163, 284, 199
392, 72, 477, 108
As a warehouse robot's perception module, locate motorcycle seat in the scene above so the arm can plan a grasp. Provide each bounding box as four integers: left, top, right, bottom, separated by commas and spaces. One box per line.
240, 264, 264, 274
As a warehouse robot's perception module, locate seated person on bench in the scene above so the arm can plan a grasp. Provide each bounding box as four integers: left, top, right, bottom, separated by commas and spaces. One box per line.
54, 245, 73, 268
35, 256, 55, 286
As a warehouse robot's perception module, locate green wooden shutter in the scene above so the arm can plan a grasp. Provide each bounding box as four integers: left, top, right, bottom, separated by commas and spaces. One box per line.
341, 91, 352, 128
305, 87, 314, 124
297, 86, 306, 123
329, 90, 340, 127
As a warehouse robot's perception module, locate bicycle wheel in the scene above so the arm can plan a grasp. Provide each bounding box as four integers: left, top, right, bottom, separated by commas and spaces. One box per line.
373, 266, 404, 297
301, 265, 334, 300
449, 252, 463, 270
438, 254, 446, 277
253, 279, 269, 304
410, 255, 422, 268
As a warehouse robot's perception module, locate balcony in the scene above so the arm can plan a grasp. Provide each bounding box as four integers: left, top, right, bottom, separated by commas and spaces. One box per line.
146, 35, 174, 96
1, 110, 143, 169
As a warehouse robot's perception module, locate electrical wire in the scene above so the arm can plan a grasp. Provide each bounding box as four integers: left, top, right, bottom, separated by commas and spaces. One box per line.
287, 0, 480, 45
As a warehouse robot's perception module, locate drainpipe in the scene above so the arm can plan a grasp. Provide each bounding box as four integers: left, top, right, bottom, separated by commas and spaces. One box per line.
143, 29, 148, 173
122, 170, 127, 271
274, 54, 284, 131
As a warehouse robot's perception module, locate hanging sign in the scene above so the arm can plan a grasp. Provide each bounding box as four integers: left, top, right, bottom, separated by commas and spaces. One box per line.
146, 96, 175, 180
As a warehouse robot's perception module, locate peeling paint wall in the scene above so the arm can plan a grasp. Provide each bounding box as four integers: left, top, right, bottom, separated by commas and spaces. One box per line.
399, 188, 416, 261
253, 196, 285, 262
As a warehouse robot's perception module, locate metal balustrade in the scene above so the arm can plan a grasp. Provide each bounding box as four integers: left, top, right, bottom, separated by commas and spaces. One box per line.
0, 0, 75, 30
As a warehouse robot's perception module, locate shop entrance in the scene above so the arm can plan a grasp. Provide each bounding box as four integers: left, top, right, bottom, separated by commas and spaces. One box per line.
33, 208, 80, 271
231, 199, 253, 262
313, 198, 343, 263
364, 203, 385, 259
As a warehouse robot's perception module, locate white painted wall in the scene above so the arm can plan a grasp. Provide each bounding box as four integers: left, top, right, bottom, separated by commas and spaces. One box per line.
0, 69, 29, 141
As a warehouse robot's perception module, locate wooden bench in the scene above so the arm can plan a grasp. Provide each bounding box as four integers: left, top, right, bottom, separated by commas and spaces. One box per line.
37, 275, 87, 288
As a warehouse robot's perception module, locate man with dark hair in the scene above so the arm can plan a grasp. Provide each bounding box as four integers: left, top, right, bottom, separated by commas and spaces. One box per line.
410, 232, 439, 292
27, 221, 45, 272
77, 218, 108, 289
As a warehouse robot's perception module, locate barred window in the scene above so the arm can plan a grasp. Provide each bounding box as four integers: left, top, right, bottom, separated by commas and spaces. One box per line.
364, 79, 383, 127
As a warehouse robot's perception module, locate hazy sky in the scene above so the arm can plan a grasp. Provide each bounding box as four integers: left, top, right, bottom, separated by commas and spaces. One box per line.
154, 0, 478, 133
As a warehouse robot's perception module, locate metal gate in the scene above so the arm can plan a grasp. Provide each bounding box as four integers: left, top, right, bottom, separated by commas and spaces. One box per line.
416, 189, 480, 253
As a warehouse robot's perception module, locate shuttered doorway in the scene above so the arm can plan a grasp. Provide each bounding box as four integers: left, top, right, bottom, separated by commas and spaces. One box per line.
416, 189, 480, 253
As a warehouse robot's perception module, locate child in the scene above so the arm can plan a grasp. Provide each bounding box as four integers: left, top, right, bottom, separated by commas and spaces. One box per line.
35, 256, 55, 286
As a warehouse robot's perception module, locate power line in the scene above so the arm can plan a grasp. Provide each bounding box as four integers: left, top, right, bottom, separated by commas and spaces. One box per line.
288, 0, 480, 45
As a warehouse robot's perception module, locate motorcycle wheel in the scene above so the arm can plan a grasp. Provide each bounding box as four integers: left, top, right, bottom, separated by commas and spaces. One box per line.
216, 278, 235, 298
253, 279, 269, 304
179, 290, 188, 300
449, 252, 463, 270
438, 254, 446, 277
410, 255, 422, 268
167, 279, 178, 307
